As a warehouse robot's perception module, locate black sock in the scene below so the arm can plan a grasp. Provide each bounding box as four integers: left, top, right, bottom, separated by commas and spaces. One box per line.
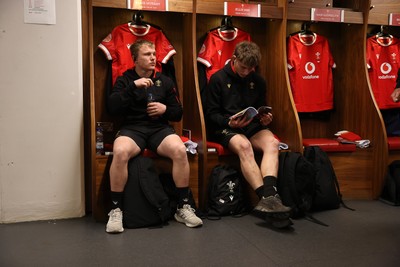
263, 176, 278, 197
177, 187, 190, 208
255, 186, 265, 199
110, 191, 123, 210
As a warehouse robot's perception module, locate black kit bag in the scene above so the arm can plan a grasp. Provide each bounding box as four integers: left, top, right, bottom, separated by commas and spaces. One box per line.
303, 146, 353, 212
380, 160, 400, 206
207, 165, 249, 219
277, 151, 317, 219
123, 156, 175, 228
278, 151, 333, 226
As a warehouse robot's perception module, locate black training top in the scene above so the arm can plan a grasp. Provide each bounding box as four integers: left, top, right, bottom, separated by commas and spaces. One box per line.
205, 61, 267, 130
107, 69, 183, 126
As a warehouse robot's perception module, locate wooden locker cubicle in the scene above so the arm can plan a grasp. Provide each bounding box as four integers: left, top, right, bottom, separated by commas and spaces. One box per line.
286, 0, 387, 199
368, 0, 400, 166
85, 0, 203, 221
194, 0, 302, 209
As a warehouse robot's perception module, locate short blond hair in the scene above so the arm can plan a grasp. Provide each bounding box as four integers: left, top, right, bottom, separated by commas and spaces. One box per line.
130, 39, 155, 61
233, 41, 261, 68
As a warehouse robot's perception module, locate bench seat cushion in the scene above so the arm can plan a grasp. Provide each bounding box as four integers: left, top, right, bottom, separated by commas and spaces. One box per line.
303, 138, 356, 152
388, 137, 400, 150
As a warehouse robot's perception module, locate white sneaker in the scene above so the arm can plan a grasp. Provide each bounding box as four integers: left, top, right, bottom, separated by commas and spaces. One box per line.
174, 204, 203, 228
106, 208, 124, 233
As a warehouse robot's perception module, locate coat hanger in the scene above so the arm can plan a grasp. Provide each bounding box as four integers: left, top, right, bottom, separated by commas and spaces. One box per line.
299, 22, 314, 36
376, 25, 392, 38
375, 25, 394, 46
220, 16, 235, 31
290, 22, 314, 36
131, 11, 145, 26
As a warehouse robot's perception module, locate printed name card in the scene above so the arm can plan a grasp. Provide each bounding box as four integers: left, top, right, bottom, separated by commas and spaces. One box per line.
224, 2, 261, 18
389, 13, 400, 26
311, 8, 344, 23
127, 0, 168, 11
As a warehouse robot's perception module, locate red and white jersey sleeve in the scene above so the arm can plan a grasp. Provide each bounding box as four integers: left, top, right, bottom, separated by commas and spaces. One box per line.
366, 35, 400, 109
287, 33, 336, 112
197, 28, 251, 81
98, 23, 176, 85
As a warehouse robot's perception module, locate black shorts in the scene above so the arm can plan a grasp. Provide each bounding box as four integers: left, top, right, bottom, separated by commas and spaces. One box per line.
211, 122, 267, 147
116, 123, 177, 152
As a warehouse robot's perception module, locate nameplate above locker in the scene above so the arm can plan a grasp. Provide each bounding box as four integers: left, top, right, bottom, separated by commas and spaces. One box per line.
224, 2, 261, 18
389, 13, 400, 26
311, 8, 344, 23
127, 0, 167, 11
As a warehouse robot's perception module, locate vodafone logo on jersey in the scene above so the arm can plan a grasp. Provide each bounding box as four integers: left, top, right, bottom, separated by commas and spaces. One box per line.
380, 62, 392, 74
305, 62, 316, 74
302, 62, 319, 79
379, 62, 395, 79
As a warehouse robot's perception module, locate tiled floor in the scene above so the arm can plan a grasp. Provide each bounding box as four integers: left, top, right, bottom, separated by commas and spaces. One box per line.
1, 200, 399, 267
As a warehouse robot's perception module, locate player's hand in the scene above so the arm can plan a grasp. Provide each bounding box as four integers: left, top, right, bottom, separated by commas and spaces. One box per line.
147, 102, 166, 118
391, 88, 400, 103
259, 113, 273, 126
135, 77, 154, 89
229, 115, 252, 128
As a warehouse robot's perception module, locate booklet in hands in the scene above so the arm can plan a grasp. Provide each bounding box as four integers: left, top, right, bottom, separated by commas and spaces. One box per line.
229, 106, 272, 120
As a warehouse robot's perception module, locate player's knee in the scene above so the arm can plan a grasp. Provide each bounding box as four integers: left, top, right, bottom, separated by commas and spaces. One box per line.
170, 142, 188, 160
113, 145, 132, 163
236, 140, 254, 158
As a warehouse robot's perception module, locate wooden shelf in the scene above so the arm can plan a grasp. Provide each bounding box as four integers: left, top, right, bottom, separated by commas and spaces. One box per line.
92, 0, 193, 13
196, 1, 283, 19
369, 0, 400, 25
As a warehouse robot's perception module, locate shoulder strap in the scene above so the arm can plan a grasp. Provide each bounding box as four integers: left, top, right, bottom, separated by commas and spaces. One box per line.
303, 212, 329, 227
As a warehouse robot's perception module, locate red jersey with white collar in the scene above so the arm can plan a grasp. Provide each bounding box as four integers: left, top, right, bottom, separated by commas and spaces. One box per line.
366, 35, 400, 109
197, 28, 251, 82
98, 23, 176, 85
287, 33, 336, 112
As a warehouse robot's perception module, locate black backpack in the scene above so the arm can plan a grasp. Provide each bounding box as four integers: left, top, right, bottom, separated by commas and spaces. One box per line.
207, 165, 248, 218
277, 151, 317, 219
123, 156, 176, 228
380, 160, 400, 206
303, 146, 350, 211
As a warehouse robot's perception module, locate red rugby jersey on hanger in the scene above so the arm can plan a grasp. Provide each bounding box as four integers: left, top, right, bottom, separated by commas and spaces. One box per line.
197, 28, 251, 82
366, 35, 400, 109
98, 23, 176, 85
287, 33, 336, 112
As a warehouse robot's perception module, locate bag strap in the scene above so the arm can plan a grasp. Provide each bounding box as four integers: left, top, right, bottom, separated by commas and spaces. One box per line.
231, 211, 249, 218
304, 212, 329, 227
326, 153, 355, 211
206, 216, 222, 220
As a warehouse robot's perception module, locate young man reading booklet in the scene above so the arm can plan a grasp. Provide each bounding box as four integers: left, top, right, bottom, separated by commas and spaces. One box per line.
205, 41, 291, 228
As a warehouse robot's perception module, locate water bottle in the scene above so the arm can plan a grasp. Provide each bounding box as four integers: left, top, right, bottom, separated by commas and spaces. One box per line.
147, 92, 155, 103
147, 92, 158, 120
96, 122, 104, 155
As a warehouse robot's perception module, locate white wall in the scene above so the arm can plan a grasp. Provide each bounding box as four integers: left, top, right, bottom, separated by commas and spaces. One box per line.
0, 0, 85, 222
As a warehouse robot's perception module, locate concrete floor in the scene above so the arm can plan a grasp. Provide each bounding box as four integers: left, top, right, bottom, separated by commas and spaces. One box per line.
1, 200, 399, 267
